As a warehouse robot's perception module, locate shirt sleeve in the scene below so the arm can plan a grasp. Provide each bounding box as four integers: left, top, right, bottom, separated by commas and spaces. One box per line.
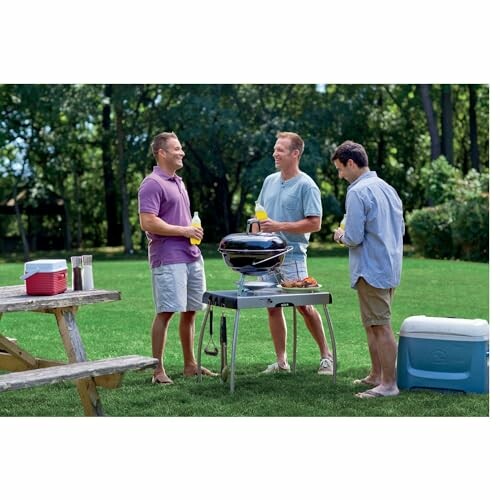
257, 177, 267, 207
138, 178, 162, 215
303, 184, 322, 217
344, 191, 366, 246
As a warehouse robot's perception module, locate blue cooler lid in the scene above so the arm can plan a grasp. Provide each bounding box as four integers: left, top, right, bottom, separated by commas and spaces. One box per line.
399, 315, 489, 342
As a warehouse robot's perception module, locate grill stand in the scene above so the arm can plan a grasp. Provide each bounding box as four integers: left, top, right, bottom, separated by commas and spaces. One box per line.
196, 289, 337, 393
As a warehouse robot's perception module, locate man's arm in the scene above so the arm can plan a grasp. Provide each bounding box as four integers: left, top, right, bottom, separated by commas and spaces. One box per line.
333, 194, 365, 247
259, 216, 321, 234
139, 212, 203, 240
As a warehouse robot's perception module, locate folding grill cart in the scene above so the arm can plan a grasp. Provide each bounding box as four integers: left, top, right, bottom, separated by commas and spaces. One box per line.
196, 288, 336, 393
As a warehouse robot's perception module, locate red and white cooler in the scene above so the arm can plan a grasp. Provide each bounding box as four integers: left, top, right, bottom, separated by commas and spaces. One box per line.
21, 259, 68, 296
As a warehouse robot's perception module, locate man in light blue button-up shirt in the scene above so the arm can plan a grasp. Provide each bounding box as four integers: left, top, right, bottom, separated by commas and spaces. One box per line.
332, 141, 404, 399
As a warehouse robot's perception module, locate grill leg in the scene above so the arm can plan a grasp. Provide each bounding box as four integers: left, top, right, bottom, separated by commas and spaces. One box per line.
197, 304, 212, 383
292, 307, 297, 374
229, 310, 241, 393
323, 304, 337, 384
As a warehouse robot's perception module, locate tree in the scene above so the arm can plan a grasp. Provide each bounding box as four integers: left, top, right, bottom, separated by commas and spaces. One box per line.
101, 84, 122, 246
468, 84, 480, 171
419, 84, 441, 160
0, 83, 490, 255
441, 84, 454, 164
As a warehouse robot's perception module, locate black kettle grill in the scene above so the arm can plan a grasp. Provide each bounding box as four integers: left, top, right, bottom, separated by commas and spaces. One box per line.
218, 219, 292, 276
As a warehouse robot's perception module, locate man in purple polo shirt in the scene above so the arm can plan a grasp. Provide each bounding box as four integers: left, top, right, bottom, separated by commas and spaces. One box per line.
138, 131, 216, 384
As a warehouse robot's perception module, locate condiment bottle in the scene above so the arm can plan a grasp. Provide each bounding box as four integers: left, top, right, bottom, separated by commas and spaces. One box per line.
255, 202, 268, 221
190, 211, 201, 245
82, 255, 94, 290
71, 256, 83, 291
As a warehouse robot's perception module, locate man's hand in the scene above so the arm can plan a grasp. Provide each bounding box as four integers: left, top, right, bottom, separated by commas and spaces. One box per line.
185, 225, 204, 241
333, 227, 344, 243
259, 218, 280, 233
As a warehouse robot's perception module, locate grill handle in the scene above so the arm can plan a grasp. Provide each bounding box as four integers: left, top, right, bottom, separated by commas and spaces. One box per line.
252, 246, 293, 266
246, 217, 260, 233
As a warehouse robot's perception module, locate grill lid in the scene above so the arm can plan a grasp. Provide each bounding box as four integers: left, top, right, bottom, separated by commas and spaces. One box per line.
218, 218, 290, 276
218, 231, 287, 252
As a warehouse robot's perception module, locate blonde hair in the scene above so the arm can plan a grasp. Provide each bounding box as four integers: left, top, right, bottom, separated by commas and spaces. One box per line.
277, 131, 304, 157
151, 132, 178, 160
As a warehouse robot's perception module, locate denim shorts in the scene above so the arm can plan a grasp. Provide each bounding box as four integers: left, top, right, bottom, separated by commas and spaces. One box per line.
151, 257, 206, 313
260, 253, 308, 284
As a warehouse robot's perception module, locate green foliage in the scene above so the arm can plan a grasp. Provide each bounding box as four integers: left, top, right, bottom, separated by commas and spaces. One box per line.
420, 156, 461, 205
450, 195, 489, 262
406, 205, 454, 259
0, 83, 490, 256
407, 167, 489, 261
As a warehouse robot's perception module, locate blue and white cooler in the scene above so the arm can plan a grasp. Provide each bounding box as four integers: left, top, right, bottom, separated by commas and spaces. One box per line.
397, 315, 489, 394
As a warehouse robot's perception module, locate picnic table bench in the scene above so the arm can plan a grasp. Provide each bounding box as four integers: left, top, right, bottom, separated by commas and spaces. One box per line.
0, 285, 157, 416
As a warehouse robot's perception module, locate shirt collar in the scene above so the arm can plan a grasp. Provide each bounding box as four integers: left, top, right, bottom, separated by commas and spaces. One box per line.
153, 165, 182, 182
349, 170, 377, 189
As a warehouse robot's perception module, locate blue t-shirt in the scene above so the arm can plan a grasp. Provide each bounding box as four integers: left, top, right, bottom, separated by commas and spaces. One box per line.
342, 171, 404, 289
257, 171, 322, 256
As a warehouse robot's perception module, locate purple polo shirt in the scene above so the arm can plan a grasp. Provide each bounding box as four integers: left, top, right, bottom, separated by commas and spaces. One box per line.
138, 166, 201, 267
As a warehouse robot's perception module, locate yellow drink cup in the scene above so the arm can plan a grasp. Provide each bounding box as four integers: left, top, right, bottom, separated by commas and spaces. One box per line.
255, 202, 268, 221
338, 214, 347, 247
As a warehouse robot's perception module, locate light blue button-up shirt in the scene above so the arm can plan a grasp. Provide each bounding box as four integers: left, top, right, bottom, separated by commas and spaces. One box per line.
342, 171, 404, 289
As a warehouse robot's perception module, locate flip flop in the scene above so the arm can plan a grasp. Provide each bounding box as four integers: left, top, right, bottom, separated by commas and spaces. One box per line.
152, 374, 174, 385
355, 389, 398, 399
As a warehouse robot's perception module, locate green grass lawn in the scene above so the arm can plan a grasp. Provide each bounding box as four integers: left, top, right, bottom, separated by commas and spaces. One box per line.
0, 251, 489, 416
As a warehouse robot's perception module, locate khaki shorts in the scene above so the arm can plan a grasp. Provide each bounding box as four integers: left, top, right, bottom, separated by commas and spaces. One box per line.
151, 258, 206, 313
356, 277, 395, 327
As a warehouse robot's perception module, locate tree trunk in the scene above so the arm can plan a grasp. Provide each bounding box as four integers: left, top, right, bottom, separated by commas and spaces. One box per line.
440, 84, 454, 164
468, 84, 480, 171
63, 198, 72, 251
12, 185, 30, 260
419, 84, 441, 160
377, 89, 386, 169
114, 93, 133, 254
102, 84, 122, 246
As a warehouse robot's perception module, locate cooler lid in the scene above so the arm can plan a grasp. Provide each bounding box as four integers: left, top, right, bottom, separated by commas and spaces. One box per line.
21, 259, 67, 280
399, 315, 489, 341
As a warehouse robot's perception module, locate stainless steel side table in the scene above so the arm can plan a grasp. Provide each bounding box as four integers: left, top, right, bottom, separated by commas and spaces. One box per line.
196, 289, 336, 393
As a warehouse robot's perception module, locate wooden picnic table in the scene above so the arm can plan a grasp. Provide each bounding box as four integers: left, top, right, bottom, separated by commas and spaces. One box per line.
0, 285, 156, 416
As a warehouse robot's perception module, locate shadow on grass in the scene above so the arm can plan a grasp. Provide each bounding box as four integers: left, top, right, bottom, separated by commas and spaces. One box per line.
0, 364, 488, 417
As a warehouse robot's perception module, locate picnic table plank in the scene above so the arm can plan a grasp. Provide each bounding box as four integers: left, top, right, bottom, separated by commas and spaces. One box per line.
0, 334, 38, 368
0, 285, 120, 313
0, 285, 125, 416
0, 355, 158, 392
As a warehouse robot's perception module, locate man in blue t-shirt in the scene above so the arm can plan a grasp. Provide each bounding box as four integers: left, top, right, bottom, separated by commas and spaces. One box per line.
332, 140, 404, 398
257, 132, 333, 375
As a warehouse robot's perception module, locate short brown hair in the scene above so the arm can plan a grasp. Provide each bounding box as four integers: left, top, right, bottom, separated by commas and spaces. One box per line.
277, 131, 305, 157
151, 132, 178, 160
331, 140, 368, 167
